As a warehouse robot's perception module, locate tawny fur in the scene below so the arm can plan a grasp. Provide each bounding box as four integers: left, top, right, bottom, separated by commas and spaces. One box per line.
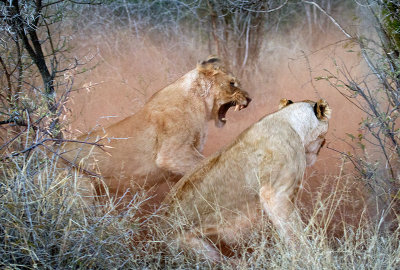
58, 57, 250, 200
162, 99, 331, 260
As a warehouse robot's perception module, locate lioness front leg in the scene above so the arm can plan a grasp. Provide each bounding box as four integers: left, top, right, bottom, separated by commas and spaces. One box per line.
259, 186, 301, 245
156, 143, 204, 175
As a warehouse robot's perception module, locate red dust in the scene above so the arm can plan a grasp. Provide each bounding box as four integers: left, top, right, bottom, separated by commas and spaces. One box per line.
67, 29, 369, 235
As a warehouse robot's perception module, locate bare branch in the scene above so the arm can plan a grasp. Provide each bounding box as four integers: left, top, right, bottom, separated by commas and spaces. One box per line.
303, 0, 352, 39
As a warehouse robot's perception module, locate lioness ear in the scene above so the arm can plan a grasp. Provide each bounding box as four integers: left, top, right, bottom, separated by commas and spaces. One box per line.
314, 99, 332, 121
197, 55, 223, 75
278, 98, 293, 109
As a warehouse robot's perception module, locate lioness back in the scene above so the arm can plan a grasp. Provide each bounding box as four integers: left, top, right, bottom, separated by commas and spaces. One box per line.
166, 118, 304, 222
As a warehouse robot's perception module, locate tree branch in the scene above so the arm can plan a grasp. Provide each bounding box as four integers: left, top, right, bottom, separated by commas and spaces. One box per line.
302, 0, 352, 39
0, 55, 13, 100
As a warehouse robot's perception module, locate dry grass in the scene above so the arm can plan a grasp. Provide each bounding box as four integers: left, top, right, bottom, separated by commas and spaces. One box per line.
1, 148, 399, 269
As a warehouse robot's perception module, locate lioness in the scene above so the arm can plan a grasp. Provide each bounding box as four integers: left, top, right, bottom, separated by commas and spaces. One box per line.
162, 98, 331, 260
60, 56, 251, 201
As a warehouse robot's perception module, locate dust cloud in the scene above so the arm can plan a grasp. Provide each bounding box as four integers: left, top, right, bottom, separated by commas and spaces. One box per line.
67, 27, 369, 232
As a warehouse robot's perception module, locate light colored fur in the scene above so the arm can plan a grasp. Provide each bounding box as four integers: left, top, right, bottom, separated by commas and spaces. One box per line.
58, 57, 250, 201
162, 99, 331, 260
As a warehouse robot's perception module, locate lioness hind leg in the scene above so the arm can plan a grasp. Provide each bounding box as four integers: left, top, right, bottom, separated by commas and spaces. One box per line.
259, 186, 301, 245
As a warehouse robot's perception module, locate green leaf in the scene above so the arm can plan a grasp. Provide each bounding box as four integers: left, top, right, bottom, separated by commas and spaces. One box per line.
346, 133, 355, 141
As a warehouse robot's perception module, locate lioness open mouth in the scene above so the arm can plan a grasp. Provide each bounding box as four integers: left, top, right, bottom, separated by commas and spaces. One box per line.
217, 98, 251, 126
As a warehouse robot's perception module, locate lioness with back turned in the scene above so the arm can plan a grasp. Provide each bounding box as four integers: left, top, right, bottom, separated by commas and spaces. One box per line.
162, 98, 331, 260
60, 56, 251, 201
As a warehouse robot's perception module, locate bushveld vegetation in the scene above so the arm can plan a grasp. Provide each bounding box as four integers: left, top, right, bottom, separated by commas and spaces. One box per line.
0, 0, 399, 268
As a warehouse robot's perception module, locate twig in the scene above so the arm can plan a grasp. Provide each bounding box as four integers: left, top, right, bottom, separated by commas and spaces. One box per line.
301, 50, 320, 99
302, 1, 352, 39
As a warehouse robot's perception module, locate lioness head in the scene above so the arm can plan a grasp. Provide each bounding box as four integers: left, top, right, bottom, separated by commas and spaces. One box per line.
198, 56, 251, 127
279, 98, 331, 166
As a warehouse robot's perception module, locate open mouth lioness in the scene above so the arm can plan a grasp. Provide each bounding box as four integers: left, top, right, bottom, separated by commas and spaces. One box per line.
196, 56, 251, 128
217, 95, 252, 127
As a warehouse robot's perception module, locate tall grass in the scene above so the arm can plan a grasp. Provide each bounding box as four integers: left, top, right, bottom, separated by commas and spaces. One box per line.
1, 147, 399, 269
0, 146, 149, 269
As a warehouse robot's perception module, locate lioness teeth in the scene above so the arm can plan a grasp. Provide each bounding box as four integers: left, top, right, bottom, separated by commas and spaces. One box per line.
235, 104, 240, 111
221, 117, 226, 121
